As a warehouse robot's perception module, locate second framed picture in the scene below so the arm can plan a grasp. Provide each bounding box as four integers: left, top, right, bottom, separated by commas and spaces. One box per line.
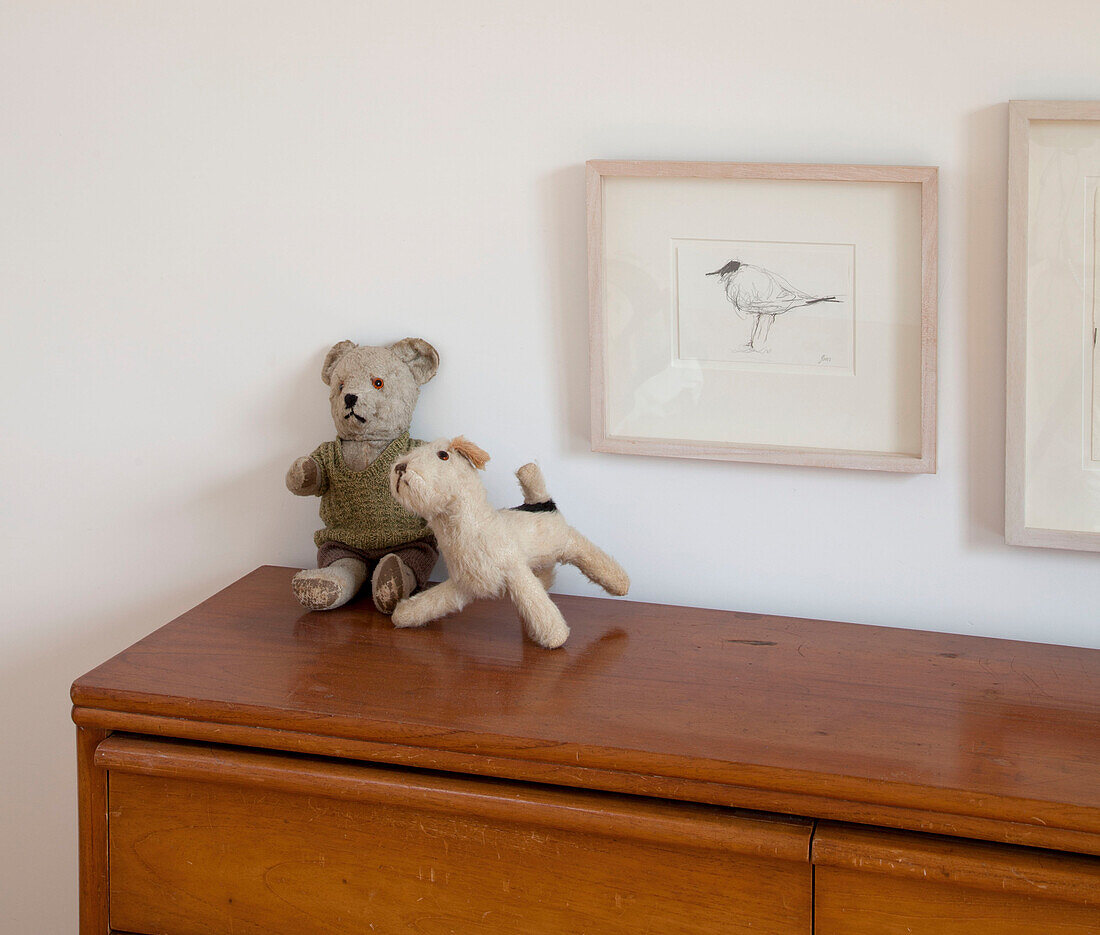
587, 160, 938, 472
1006, 101, 1100, 551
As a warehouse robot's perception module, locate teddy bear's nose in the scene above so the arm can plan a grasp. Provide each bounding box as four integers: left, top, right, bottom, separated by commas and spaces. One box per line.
343, 393, 358, 408
394, 461, 407, 477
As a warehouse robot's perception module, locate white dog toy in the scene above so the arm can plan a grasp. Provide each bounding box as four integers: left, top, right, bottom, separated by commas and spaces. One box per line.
389, 437, 629, 648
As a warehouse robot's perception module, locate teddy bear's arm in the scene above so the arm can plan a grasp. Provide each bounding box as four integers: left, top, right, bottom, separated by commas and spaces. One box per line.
285, 455, 323, 497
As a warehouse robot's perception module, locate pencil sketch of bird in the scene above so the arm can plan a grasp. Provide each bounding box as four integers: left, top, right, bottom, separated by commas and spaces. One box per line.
706, 260, 839, 351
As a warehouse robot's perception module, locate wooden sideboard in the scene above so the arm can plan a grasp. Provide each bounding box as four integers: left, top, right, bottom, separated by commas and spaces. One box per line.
72, 566, 1100, 934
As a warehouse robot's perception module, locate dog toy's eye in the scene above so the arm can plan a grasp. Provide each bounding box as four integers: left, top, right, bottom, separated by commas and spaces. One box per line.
437, 451, 449, 461
372, 378, 384, 389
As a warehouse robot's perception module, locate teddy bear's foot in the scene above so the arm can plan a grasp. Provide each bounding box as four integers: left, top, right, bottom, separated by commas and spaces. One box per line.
292, 558, 367, 611
371, 553, 416, 615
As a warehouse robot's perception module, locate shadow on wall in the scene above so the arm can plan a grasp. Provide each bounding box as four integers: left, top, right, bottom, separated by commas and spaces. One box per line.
964, 103, 1011, 548
223, 347, 322, 568
540, 164, 591, 455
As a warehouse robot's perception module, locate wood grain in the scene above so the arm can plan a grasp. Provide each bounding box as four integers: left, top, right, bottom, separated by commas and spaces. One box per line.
72, 566, 1100, 851
76, 727, 109, 935
71, 706, 1100, 857
812, 821, 1100, 906
586, 159, 938, 473
815, 866, 1100, 935
814, 819, 1100, 932
108, 765, 812, 935
96, 735, 811, 861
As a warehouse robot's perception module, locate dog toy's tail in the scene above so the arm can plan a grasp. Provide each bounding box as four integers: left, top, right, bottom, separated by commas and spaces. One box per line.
516, 463, 551, 505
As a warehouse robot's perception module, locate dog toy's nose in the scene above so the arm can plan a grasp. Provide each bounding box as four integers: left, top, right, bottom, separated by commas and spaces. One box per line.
394, 461, 407, 477
344, 393, 358, 408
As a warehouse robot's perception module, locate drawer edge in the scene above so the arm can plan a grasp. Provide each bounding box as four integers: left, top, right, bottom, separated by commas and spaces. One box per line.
97, 734, 811, 863
74, 705, 1100, 858
812, 820, 1100, 906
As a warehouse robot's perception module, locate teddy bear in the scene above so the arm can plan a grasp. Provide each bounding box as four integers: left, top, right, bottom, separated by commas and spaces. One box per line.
286, 337, 440, 613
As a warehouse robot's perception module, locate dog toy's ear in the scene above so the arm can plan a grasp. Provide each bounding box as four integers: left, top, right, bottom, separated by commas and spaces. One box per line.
390, 337, 440, 386
451, 436, 490, 470
322, 340, 356, 384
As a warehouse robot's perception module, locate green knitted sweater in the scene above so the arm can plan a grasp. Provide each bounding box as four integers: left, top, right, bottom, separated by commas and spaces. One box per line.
311, 433, 430, 551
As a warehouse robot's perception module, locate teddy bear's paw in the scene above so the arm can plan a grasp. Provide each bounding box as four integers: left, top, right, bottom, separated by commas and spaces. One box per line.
292, 568, 351, 611
372, 553, 416, 615
285, 456, 320, 496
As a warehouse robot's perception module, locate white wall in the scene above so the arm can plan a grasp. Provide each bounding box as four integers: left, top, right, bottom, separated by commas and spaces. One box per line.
3, 0, 1100, 928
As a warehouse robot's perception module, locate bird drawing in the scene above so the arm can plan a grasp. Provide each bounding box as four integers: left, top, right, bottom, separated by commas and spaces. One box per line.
706, 260, 840, 351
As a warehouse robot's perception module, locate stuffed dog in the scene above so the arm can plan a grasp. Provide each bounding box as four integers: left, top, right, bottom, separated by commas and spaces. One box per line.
389, 436, 629, 648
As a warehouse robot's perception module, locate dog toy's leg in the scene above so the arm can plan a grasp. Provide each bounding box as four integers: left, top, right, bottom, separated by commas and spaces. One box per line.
371, 553, 417, 615
292, 557, 369, 611
392, 579, 468, 629
533, 565, 556, 590
562, 531, 630, 596
507, 566, 570, 649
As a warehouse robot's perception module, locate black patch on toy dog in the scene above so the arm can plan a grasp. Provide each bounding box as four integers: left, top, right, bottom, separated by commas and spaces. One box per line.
510, 499, 558, 513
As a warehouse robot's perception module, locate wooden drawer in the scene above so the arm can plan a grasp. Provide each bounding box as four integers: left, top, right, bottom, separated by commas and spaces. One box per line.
97, 735, 812, 935
813, 821, 1100, 934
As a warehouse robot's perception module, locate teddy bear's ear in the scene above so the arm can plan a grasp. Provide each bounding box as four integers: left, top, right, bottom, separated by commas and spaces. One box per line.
321, 340, 356, 384
451, 436, 490, 470
389, 337, 439, 386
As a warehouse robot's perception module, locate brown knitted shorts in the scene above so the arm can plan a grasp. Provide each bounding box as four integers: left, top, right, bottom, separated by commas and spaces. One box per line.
316, 536, 437, 591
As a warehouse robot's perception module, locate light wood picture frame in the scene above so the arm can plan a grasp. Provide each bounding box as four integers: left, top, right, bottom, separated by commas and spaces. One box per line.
587, 160, 938, 473
1006, 101, 1100, 551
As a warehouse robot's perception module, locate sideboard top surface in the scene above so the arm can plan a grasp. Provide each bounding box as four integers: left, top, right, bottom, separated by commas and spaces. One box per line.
72, 565, 1100, 840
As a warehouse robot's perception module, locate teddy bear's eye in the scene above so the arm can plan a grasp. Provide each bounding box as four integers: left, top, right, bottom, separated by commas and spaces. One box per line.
372, 378, 384, 389
437, 451, 449, 461
338, 381, 344, 391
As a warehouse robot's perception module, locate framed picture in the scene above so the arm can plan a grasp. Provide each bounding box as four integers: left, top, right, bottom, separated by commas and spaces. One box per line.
587, 160, 938, 472
1006, 101, 1100, 551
